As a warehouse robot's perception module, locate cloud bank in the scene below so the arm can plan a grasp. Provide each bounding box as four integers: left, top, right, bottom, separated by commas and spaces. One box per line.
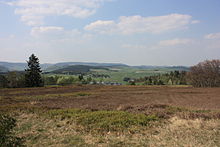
85, 14, 198, 34
158, 38, 193, 47
6, 0, 112, 26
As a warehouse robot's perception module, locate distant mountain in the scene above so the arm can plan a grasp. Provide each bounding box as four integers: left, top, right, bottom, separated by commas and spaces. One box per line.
48, 65, 109, 74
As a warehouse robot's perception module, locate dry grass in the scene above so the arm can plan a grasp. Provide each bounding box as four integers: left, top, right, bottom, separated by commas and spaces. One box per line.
146, 117, 220, 147
13, 112, 220, 147
1, 85, 220, 146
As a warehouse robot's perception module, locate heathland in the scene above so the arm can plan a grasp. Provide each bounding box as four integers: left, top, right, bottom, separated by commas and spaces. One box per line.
1, 85, 220, 146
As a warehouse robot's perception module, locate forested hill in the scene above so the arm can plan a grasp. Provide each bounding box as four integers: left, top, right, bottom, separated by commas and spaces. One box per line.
0, 61, 128, 72
47, 65, 109, 74
0, 61, 189, 72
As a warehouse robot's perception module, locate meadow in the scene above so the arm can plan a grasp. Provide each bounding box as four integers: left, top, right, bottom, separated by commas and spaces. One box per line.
0, 85, 220, 146
90, 67, 169, 83
43, 67, 176, 85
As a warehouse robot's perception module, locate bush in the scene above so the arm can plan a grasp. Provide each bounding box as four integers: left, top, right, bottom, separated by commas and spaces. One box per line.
0, 114, 24, 147
56, 77, 75, 85
188, 59, 220, 87
0, 75, 8, 88
6, 72, 26, 88
43, 76, 57, 85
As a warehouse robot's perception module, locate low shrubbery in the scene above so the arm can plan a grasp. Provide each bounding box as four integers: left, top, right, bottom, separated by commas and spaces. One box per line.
48, 109, 158, 132
0, 114, 24, 147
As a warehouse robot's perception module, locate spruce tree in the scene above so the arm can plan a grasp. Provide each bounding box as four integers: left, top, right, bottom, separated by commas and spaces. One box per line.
25, 54, 43, 87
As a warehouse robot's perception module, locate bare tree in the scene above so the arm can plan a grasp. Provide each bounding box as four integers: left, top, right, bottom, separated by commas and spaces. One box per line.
187, 59, 220, 87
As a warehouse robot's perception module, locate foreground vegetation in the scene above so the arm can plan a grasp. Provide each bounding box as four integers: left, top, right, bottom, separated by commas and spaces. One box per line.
1, 85, 220, 146
13, 110, 220, 147
0, 114, 24, 147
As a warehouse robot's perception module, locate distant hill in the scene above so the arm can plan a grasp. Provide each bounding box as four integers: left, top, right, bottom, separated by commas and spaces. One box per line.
132, 65, 189, 71
0, 65, 9, 73
0, 61, 127, 72
44, 62, 128, 72
0, 62, 52, 71
167, 66, 190, 71
0, 62, 27, 71
48, 65, 109, 74
0, 61, 189, 72
53, 62, 128, 67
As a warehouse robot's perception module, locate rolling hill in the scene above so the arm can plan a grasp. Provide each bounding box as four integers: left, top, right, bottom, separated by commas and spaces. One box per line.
0, 61, 128, 72
0, 65, 9, 73
47, 65, 109, 74
0, 62, 52, 71
0, 61, 189, 73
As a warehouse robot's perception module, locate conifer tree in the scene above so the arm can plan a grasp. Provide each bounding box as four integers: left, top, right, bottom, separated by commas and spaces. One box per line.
25, 54, 43, 87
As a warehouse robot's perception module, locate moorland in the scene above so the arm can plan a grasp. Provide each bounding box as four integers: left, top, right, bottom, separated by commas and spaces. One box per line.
1, 85, 220, 146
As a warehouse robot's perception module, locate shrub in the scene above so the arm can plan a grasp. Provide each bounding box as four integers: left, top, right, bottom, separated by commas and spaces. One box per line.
188, 59, 220, 87
56, 77, 75, 85
0, 114, 24, 147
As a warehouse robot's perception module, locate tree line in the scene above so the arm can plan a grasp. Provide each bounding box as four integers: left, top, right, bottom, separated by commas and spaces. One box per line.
125, 60, 220, 87
0, 54, 219, 88
129, 70, 187, 85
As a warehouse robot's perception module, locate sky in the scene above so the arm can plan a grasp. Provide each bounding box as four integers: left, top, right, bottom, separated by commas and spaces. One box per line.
0, 0, 220, 66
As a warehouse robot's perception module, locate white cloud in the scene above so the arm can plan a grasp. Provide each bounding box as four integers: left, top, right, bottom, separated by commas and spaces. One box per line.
30, 26, 64, 36
30, 26, 92, 44
205, 32, 220, 39
84, 20, 117, 34
6, 0, 112, 26
121, 44, 147, 49
20, 15, 44, 26
191, 20, 200, 24
121, 38, 193, 51
85, 14, 198, 34
158, 38, 193, 47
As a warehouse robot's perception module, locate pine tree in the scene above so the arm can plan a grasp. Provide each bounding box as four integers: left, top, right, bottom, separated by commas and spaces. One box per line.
25, 54, 43, 87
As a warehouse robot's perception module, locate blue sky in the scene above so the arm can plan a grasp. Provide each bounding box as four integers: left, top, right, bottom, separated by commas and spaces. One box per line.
0, 0, 220, 66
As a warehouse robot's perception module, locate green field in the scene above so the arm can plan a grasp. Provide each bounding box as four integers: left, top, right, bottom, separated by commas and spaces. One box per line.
91, 67, 168, 83
45, 67, 175, 85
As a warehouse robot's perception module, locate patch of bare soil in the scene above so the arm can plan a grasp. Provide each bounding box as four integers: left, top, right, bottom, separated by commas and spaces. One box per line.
32, 86, 220, 111
1, 86, 220, 115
